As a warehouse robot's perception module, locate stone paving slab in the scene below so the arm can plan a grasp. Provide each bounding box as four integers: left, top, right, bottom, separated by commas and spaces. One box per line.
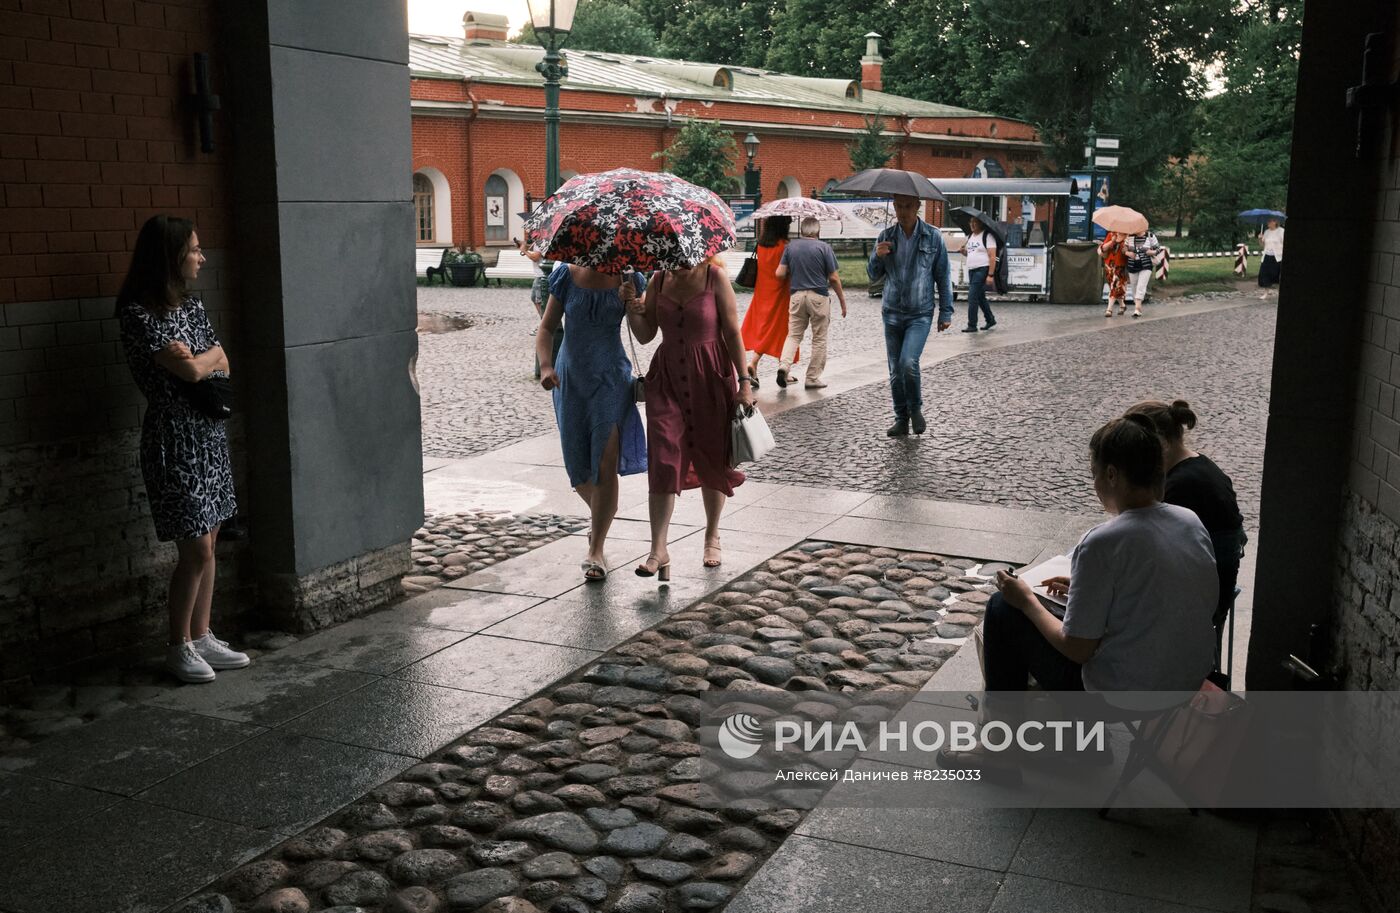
136, 730, 416, 836
815, 515, 1051, 564
395, 634, 602, 699
988, 872, 1231, 913
142, 659, 378, 727
796, 801, 1036, 872
279, 678, 519, 759
445, 536, 653, 599
262, 614, 472, 676
380, 587, 547, 632
848, 494, 1076, 538
1007, 806, 1256, 912
0, 705, 262, 797
0, 799, 273, 913
723, 834, 1005, 913
0, 771, 122, 859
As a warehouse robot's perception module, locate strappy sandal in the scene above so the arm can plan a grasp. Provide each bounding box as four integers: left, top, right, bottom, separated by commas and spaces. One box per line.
1118, 301, 1127, 315
581, 559, 607, 582
746, 365, 761, 390
635, 553, 671, 581
703, 538, 722, 569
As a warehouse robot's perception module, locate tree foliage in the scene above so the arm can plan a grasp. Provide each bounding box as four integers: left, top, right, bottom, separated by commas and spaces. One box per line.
849, 113, 895, 171
514, 0, 658, 56
633, 0, 778, 68
1187, 1, 1301, 246
654, 119, 741, 193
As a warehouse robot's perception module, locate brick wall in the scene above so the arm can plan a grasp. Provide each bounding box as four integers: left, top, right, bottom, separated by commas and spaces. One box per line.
1328, 40, 1400, 913
0, 0, 244, 692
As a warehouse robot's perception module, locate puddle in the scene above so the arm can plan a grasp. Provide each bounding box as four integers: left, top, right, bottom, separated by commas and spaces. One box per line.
418, 313, 475, 334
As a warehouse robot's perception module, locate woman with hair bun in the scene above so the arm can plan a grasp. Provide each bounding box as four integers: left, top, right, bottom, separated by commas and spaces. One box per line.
1125, 399, 1246, 648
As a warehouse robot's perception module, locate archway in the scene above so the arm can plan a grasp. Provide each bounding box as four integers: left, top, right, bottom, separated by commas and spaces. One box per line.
412, 167, 452, 245
485, 167, 526, 244
777, 176, 802, 199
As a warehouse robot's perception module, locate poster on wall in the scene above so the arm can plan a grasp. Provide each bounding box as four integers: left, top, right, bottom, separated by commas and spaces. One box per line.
1068, 173, 1090, 240
1091, 175, 1111, 240
486, 195, 506, 227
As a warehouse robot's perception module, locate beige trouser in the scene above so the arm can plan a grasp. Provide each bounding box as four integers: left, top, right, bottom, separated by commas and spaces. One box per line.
779, 290, 830, 383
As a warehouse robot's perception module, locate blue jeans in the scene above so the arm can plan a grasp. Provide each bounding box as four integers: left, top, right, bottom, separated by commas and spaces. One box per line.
966, 267, 994, 328
883, 313, 932, 419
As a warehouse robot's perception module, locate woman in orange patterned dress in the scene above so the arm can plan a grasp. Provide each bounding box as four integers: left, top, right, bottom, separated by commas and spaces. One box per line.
739, 216, 792, 387
1099, 231, 1128, 317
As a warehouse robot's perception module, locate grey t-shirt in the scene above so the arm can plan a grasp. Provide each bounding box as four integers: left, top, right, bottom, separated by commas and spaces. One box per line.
780, 238, 839, 294
1061, 503, 1218, 692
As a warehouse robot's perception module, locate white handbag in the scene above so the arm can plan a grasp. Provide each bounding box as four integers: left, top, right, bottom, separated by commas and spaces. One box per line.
730, 404, 775, 465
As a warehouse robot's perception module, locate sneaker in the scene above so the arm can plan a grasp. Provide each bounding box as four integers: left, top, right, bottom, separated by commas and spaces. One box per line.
982, 320, 997, 330
961, 326, 978, 333
192, 630, 251, 670
911, 412, 927, 435
775, 367, 789, 388
886, 418, 909, 437
167, 641, 216, 683
804, 380, 828, 389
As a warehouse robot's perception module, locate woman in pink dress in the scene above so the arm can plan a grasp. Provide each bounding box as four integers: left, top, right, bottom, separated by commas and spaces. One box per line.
624, 259, 756, 579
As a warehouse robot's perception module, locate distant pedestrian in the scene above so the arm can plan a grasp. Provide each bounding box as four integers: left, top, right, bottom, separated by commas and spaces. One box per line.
628, 260, 753, 578
867, 194, 954, 437
1124, 229, 1161, 318
116, 215, 249, 684
1099, 231, 1128, 317
962, 215, 998, 332
1258, 218, 1284, 288
774, 217, 846, 389
536, 264, 648, 582
739, 216, 793, 389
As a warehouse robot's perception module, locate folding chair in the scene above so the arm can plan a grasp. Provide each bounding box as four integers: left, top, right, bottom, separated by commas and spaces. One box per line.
1098, 699, 1199, 819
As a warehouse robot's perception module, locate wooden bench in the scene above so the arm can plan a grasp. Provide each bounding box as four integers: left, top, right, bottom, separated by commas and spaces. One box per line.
484, 250, 540, 285
718, 249, 751, 282
416, 247, 450, 284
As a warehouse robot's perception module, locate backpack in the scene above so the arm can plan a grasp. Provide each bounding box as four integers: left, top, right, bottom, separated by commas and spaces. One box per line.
984, 230, 1009, 294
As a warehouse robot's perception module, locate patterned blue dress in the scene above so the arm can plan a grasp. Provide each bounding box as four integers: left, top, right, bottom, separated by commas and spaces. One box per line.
549, 266, 647, 487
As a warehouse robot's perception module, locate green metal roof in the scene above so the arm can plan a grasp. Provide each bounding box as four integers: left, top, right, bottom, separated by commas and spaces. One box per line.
409, 34, 1009, 121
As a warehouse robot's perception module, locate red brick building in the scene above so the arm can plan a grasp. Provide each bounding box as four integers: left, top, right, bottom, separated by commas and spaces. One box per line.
410, 14, 1047, 250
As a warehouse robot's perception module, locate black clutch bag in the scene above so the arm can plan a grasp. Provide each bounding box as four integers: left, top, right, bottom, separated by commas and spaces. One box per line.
179, 375, 235, 420
735, 255, 758, 289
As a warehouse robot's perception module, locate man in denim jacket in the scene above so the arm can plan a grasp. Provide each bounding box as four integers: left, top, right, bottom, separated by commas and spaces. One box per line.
867, 194, 954, 436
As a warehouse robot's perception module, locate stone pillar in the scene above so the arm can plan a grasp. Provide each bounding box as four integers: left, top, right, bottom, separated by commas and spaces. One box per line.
218, 1, 422, 631
1247, 0, 1397, 689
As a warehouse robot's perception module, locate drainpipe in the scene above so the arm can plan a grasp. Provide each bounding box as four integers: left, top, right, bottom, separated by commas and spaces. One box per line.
463, 77, 479, 249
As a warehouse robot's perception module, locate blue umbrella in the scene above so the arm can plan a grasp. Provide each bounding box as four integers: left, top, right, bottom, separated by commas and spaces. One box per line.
1238, 209, 1286, 226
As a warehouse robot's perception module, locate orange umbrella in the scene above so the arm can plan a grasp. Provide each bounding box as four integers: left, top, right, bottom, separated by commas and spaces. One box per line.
1092, 205, 1149, 235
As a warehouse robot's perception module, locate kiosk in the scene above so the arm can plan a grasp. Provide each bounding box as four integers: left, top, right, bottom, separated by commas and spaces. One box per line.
928, 177, 1079, 301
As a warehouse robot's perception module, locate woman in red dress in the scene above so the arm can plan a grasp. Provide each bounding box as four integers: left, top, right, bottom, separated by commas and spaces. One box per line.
739, 216, 793, 388
625, 259, 756, 579
1099, 232, 1128, 317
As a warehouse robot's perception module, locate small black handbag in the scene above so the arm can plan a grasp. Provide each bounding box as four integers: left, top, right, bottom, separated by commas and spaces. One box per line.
179, 375, 235, 420
735, 254, 759, 289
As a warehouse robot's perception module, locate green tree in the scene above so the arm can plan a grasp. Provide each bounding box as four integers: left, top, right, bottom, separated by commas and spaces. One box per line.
849, 113, 895, 171
514, 0, 658, 56
881, 0, 983, 109
654, 119, 741, 193
1188, 1, 1300, 247
763, 0, 895, 78
634, 0, 777, 68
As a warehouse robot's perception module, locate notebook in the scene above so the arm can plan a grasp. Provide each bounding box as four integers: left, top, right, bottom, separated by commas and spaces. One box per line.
1015, 554, 1072, 618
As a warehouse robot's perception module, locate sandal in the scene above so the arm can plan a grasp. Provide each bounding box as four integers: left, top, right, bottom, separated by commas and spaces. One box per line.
635, 553, 671, 581
581, 559, 607, 582
1118, 301, 1126, 315
746, 365, 761, 390
703, 538, 722, 569
936, 746, 1023, 786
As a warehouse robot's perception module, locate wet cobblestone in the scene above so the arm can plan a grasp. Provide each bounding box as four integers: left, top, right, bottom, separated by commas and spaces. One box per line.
747, 303, 1274, 529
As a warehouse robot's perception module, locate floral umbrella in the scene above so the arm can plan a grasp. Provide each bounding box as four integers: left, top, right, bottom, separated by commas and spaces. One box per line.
524, 168, 736, 273
751, 197, 842, 221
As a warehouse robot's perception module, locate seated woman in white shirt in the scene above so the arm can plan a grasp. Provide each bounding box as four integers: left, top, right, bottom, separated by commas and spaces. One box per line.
939, 414, 1218, 777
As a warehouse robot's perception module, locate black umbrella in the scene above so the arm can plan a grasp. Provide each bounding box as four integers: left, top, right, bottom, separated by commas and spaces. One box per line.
831, 168, 947, 201
948, 206, 1005, 247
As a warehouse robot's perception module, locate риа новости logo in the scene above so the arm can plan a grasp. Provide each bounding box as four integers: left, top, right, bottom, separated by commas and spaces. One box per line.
718, 712, 764, 759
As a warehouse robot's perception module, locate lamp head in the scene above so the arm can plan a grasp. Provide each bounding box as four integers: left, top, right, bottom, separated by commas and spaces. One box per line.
744, 132, 760, 162
526, 0, 577, 44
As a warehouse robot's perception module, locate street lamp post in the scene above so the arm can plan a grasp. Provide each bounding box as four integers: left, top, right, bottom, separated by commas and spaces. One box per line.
743, 132, 762, 208
526, 0, 578, 197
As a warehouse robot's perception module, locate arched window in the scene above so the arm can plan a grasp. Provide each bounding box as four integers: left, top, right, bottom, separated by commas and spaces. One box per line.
822, 178, 840, 196
413, 173, 434, 243
484, 174, 508, 243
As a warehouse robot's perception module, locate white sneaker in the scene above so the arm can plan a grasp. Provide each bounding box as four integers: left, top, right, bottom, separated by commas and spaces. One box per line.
192, 631, 251, 670
167, 641, 216, 683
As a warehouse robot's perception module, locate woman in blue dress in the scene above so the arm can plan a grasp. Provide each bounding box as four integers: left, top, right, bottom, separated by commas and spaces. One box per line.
535, 263, 648, 581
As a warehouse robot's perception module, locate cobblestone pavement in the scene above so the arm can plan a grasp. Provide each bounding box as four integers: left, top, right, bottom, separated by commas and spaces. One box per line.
417, 285, 1132, 460
748, 303, 1275, 531
179, 543, 996, 913
406, 510, 591, 593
